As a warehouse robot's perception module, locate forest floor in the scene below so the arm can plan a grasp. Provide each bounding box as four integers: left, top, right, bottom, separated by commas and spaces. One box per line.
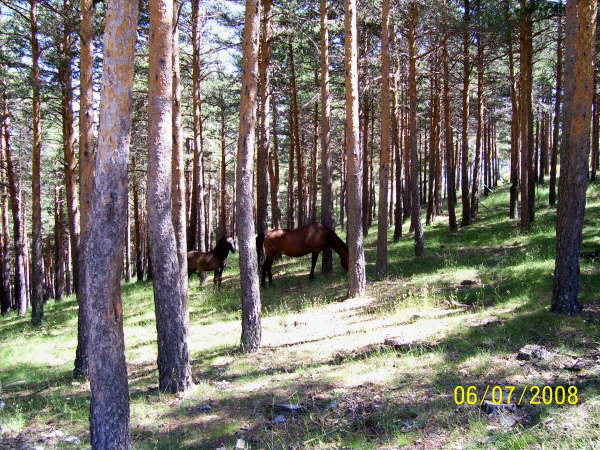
2, 183, 600, 449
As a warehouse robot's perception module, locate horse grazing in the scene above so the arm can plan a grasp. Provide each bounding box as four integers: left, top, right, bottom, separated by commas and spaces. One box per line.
256, 222, 348, 286
187, 236, 236, 287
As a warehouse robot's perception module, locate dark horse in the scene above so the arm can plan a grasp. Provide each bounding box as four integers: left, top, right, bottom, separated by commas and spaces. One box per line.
256, 222, 348, 286
187, 236, 236, 287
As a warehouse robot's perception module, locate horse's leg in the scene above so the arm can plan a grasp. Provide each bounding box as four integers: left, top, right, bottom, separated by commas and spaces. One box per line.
267, 259, 274, 285
261, 261, 267, 287
310, 252, 319, 280
213, 270, 218, 285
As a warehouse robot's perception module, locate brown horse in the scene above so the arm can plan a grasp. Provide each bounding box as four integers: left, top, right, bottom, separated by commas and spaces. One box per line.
256, 222, 348, 286
187, 236, 236, 286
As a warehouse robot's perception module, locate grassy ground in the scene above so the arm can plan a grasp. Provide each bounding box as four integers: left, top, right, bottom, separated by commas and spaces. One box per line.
1, 183, 600, 449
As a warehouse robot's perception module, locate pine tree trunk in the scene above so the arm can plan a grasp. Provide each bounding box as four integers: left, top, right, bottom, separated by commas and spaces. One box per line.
219, 95, 227, 239
147, 0, 191, 394
311, 86, 318, 223
133, 161, 144, 282
257, 0, 272, 236
268, 97, 281, 229
471, 2, 483, 220
408, 2, 424, 256
344, 0, 367, 296
125, 202, 131, 281
550, 11, 562, 206
361, 96, 370, 235
287, 106, 295, 229
0, 133, 10, 314
392, 36, 403, 241
443, 0, 457, 231
552, 0, 597, 315
376, 0, 391, 280
289, 40, 304, 228
191, 0, 205, 251
461, 0, 471, 226
74, 0, 93, 379
591, 67, 598, 182
172, 0, 188, 312
30, 0, 44, 325
86, 1, 139, 445
54, 187, 65, 300
519, 0, 533, 231
59, 2, 81, 303
237, 0, 262, 352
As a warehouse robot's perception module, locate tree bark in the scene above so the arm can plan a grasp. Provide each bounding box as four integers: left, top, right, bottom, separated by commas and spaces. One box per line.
519, 0, 533, 231
74, 0, 93, 379
344, 0, 367, 296
191, 0, 205, 251
30, 0, 44, 325
392, 37, 403, 241
54, 186, 65, 300
257, 0, 272, 236
0, 127, 10, 314
268, 97, 281, 229
172, 0, 188, 314
408, 2, 424, 256
443, 0, 457, 231
147, 0, 192, 394
86, 0, 139, 445
376, 0, 391, 280
551, 0, 597, 315
237, 0, 262, 352
289, 40, 304, 227
460, 0, 471, 226
287, 106, 295, 229
471, 1, 483, 220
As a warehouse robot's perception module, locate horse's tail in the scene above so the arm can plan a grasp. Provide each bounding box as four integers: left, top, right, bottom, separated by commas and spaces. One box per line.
256, 232, 266, 266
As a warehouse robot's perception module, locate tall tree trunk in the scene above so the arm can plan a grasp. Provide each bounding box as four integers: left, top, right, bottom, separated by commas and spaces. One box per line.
257, 0, 272, 236
237, 0, 262, 352
461, 0, 471, 226
268, 98, 281, 229
0, 130, 10, 314
505, 0, 520, 218
218, 96, 227, 238
133, 162, 144, 281
85, 1, 139, 445
147, 0, 191, 394
392, 39, 403, 241
311, 81, 318, 223
287, 106, 295, 229
59, 1, 81, 303
591, 66, 599, 182
550, 12, 562, 207
172, 0, 188, 317
376, 0, 391, 280
471, 1, 483, 220
519, 0, 533, 231
344, 0, 367, 296
361, 96, 370, 235
408, 2, 424, 256
289, 40, 304, 227
74, 0, 93, 379
443, 0, 457, 231
30, 0, 44, 324
125, 201, 131, 281
54, 187, 65, 300
552, 0, 597, 315
191, 0, 205, 251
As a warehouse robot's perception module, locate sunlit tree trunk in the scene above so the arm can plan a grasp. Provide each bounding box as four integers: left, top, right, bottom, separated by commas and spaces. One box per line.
237, 0, 262, 352
30, 0, 44, 325
257, 0, 272, 236
552, 0, 597, 315
461, 0, 471, 226
74, 0, 93, 379
147, 0, 192, 394
54, 186, 65, 300
85, 0, 139, 445
376, 0, 391, 280
172, 0, 188, 311
548, 10, 563, 206
345, 0, 367, 296
443, 0, 457, 231
471, 0, 483, 220
268, 97, 281, 229
0, 131, 10, 314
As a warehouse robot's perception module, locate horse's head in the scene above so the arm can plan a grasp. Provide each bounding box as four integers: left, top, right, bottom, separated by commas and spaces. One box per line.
226, 237, 236, 254
340, 243, 349, 271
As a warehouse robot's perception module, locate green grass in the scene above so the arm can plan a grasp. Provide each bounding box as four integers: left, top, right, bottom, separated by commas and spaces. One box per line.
2, 182, 600, 449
